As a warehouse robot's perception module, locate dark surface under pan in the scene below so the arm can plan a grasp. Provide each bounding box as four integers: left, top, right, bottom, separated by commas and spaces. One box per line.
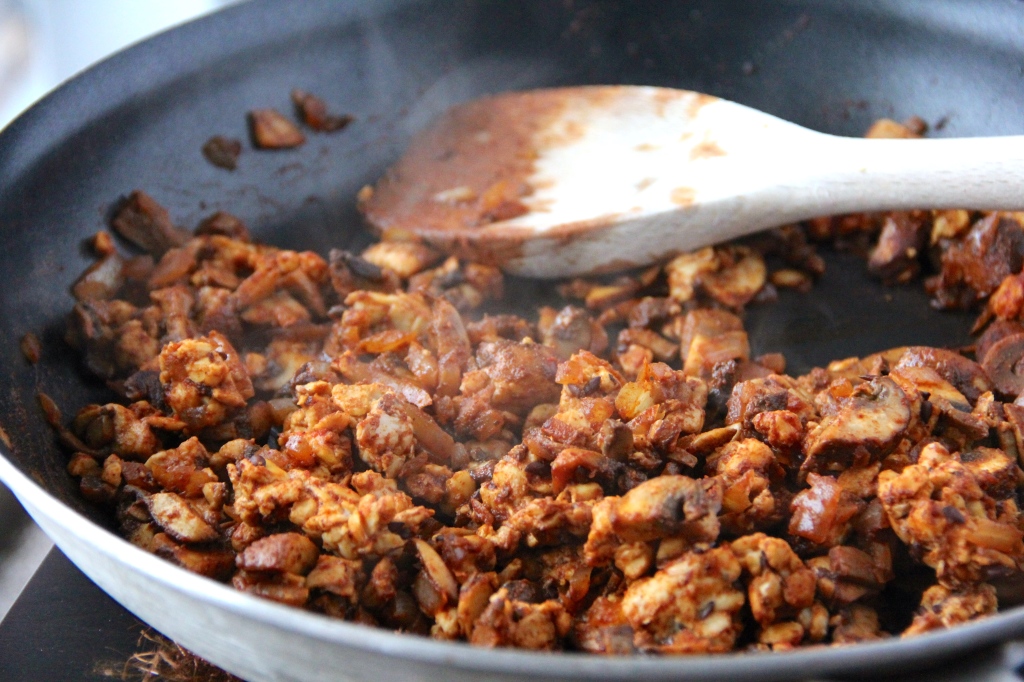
0, 0, 1023, 678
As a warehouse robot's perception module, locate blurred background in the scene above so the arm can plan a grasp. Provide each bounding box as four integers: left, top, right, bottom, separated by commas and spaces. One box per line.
0, 0, 241, 126
0, 0, 241, 624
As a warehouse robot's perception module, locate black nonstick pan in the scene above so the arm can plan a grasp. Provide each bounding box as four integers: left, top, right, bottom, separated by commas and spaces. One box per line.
1, 1, 1022, 680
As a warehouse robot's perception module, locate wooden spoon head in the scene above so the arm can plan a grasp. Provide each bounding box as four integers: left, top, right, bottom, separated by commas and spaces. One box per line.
359, 86, 789, 277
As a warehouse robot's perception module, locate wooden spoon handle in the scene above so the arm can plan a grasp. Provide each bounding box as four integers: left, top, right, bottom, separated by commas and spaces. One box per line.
779, 134, 1024, 216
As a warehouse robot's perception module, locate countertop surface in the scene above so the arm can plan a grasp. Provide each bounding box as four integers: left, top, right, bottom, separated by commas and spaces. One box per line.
0, 486, 51, 624
0, 547, 148, 681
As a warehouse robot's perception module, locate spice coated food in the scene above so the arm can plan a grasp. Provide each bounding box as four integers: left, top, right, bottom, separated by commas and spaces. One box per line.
56, 116, 1024, 654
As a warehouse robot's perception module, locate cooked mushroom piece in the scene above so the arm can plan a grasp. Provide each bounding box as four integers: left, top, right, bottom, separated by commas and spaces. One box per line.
610, 475, 721, 544
979, 333, 1024, 399
111, 190, 188, 257
146, 491, 220, 544
894, 346, 991, 404
802, 377, 911, 475
237, 532, 319, 575
976, 320, 1024, 365
291, 89, 354, 133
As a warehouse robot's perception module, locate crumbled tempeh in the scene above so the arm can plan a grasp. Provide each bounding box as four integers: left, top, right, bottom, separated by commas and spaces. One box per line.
622, 546, 745, 653
732, 533, 822, 647
707, 438, 786, 535
903, 583, 998, 635
305, 555, 364, 601
469, 585, 572, 650
159, 332, 254, 432
878, 442, 1024, 585
56, 122, 1024, 653
146, 437, 217, 497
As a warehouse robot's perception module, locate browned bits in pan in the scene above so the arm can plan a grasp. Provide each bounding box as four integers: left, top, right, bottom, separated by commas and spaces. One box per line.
37, 391, 62, 429
92, 230, 117, 257
864, 116, 926, 140
111, 190, 189, 257
20, 332, 41, 364
202, 135, 242, 170
47, 119, 1024, 656
291, 89, 354, 133
195, 211, 250, 242
249, 108, 305, 149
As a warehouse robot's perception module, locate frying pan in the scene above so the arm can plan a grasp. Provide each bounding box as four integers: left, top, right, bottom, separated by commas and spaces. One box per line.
0, 0, 1022, 679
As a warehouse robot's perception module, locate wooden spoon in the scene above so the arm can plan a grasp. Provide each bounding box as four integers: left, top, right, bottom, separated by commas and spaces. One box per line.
359, 85, 1024, 278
